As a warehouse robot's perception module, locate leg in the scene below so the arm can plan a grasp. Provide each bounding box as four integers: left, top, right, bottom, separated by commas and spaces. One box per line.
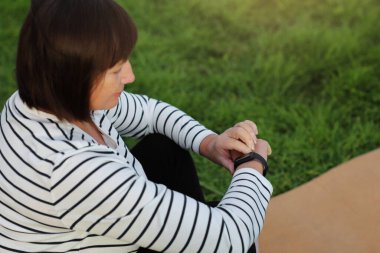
130, 134, 205, 202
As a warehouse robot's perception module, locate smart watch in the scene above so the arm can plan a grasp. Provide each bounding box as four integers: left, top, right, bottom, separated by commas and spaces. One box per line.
234, 152, 269, 177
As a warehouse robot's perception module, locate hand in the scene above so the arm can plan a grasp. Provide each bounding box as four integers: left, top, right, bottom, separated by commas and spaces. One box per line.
231, 138, 272, 161
200, 120, 260, 174
233, 139, 272, 173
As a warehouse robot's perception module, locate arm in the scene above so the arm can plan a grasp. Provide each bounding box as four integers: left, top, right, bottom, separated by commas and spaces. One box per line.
106, 92, 215, 153
51, 148, 272, 252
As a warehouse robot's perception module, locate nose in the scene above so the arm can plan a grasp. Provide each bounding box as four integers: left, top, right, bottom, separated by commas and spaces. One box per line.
121, 60, 135, 84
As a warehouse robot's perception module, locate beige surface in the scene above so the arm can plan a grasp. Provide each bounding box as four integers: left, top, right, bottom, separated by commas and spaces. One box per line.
259, 149, 380, 253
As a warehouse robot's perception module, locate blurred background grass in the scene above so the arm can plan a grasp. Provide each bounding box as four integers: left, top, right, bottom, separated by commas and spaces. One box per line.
1, 0, 379, 200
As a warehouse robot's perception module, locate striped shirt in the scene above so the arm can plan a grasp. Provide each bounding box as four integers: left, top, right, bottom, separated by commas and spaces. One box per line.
0, 91, 273, 252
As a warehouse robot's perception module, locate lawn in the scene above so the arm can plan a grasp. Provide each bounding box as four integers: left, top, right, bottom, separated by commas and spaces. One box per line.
1, 0, 379, 200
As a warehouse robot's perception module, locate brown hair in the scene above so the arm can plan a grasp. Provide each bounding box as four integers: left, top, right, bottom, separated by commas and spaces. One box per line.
16, 0, 137, 121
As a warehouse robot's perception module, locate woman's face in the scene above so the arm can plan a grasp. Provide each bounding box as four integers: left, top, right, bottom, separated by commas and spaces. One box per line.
90, 60, 135, 110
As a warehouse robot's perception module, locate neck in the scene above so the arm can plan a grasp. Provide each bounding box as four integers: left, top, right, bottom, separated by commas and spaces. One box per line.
72, 120, 106, 146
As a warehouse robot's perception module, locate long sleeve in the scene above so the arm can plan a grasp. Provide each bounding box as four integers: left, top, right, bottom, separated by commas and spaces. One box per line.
106, 92, 215, 153
51, 149, 272, 253
1, 91, 272, 252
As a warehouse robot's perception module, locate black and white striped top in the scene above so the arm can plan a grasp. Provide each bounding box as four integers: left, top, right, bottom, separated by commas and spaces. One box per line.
0, 91, 273, 253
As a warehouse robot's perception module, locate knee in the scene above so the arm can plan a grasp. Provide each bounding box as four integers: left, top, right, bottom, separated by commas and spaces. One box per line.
142, 134, 188, 157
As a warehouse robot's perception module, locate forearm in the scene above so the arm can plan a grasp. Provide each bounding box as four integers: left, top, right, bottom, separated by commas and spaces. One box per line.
149, 100, 215, 153
108, 92, 215, 152
217, 168, 273, 250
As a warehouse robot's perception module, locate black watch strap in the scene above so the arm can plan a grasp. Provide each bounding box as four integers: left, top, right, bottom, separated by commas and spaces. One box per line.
234, 152, 269, 176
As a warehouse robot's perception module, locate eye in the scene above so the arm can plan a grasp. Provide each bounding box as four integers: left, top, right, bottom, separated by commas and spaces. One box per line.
113, 67, 122, 74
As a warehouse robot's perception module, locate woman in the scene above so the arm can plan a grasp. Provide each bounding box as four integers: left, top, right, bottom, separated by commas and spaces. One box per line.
0, 0, 273, 252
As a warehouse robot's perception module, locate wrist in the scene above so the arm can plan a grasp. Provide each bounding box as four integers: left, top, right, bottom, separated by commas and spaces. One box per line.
234, 152, 269, 176
199, 133, 218, 157
236, 160, 264, 174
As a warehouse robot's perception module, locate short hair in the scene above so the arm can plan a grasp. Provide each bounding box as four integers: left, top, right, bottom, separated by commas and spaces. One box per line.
16, 0, 137, 122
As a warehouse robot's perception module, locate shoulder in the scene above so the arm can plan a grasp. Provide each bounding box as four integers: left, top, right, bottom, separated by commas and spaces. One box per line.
50, 145, 137, 183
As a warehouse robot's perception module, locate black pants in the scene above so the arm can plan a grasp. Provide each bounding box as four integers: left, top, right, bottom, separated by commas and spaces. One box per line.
131, 134, 256, 253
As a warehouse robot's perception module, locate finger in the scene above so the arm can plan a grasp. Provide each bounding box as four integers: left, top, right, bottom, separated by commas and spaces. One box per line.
224, 138, 252, 155
244, 120, 259, 135
227, 127, 255, 150
222, 158, 235, 174
259, 139, 272, 156
234, 122, 257, 145
267, 143, 272, 156
255, 139, 271, 159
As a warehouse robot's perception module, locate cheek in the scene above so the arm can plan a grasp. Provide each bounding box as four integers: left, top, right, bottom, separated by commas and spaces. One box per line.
106, 73, 120, 86
90, 83, 107, 104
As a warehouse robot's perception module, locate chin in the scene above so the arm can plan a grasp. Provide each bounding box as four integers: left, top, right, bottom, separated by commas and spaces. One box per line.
91, 97, 120, 111
107, 101, 119, 110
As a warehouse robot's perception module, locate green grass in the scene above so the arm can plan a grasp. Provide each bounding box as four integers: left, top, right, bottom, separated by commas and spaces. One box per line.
1, 0, 379, 200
